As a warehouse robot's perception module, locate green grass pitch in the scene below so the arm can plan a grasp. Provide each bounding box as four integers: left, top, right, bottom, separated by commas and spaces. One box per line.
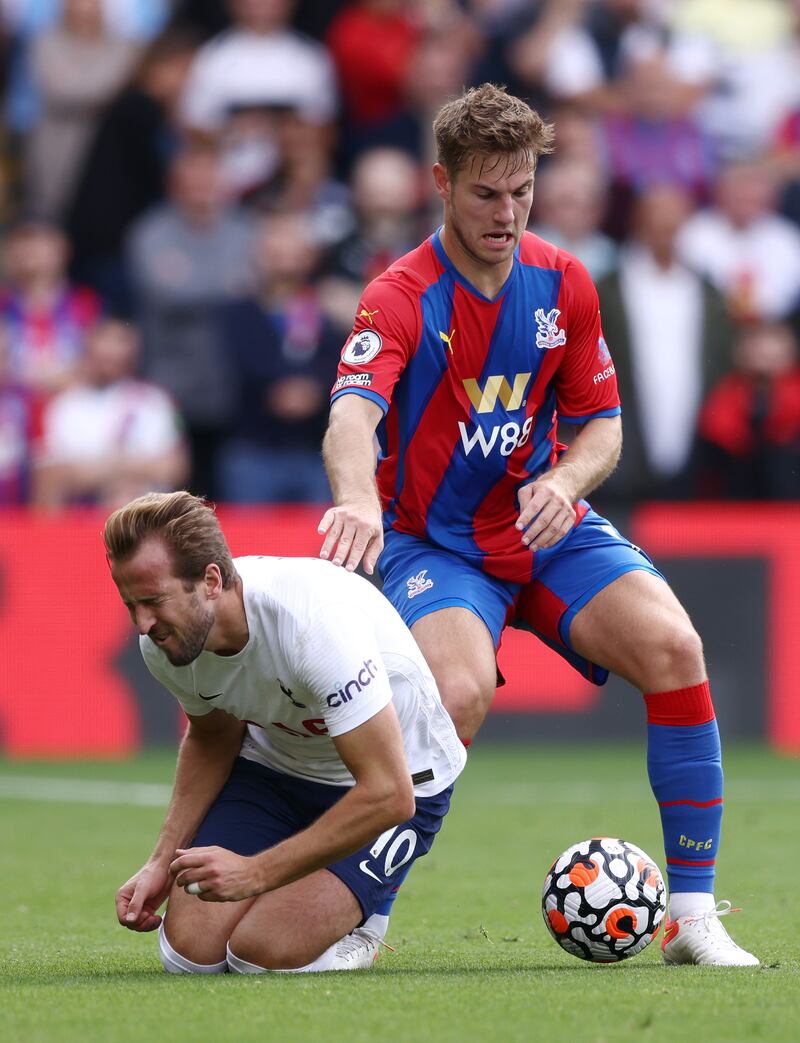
1, 743, 797, 1043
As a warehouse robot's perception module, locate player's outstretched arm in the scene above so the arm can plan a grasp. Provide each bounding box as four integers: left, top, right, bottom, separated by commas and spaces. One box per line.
319, 394, 384, 574
170, 705, 416, 902
516, 415, 622, 550
115, 710, 245, 930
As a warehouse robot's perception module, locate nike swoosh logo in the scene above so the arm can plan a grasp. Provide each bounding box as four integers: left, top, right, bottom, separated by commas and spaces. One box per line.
198, 692, 223, 701
359, 860, 382, 883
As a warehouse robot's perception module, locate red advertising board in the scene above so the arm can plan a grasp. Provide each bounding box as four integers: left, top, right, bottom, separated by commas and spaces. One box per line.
0, 504, 797, 755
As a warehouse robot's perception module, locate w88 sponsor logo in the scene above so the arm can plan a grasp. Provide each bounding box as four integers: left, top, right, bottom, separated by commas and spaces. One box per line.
458, 417, 534, 458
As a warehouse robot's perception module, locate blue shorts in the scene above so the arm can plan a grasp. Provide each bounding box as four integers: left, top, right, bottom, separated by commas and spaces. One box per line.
191, 757, 453, 920
379, 507, 663, 685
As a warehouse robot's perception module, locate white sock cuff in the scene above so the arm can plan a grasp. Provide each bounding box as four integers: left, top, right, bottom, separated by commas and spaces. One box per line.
226, 943, 269, 974
668, 891, 716, 919
158, 922, 227, 975
227, 940, 341, 974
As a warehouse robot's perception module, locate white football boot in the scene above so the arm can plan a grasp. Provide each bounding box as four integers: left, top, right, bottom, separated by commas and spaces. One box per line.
328, 926, 383, 970
661, 901, 760, 966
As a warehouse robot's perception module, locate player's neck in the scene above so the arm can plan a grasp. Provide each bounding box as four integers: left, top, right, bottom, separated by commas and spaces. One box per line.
207, 576, 249, 656
439, 225, 514, 300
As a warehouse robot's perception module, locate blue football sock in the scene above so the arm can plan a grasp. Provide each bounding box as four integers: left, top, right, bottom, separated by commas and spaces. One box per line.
644, 681, 723, 895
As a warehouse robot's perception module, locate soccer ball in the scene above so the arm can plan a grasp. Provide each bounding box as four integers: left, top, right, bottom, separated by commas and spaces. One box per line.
541, 837, 666, 963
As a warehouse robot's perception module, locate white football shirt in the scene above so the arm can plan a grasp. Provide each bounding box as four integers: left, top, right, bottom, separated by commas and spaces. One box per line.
141, 556, 465, 796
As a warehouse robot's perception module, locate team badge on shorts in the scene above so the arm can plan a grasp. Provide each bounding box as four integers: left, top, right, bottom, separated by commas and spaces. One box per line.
406, 569, 434, 599
343, 329, 382, 364
534, 308, 567, 350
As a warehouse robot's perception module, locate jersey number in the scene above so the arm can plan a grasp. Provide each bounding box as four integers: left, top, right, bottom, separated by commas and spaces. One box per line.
360, 825, 418, 880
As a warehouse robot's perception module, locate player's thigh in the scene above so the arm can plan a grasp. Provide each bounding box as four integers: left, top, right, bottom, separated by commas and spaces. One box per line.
229, 869, 361, 970
163, 880, 255, 964
411, 606, 497, 697
569, 569, 704, 687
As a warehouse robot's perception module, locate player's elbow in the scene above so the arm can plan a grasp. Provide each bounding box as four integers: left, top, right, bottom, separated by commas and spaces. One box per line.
370, 776, 416, 830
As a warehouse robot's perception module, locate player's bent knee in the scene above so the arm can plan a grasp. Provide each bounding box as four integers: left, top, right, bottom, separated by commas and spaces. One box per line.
158, 922, 227, 975
228, 923, 311, 971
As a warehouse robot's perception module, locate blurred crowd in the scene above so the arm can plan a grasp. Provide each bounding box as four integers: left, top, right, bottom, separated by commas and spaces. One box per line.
0, 0, 799, 510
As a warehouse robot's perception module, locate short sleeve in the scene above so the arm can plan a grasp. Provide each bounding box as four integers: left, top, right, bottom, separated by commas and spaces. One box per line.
292, 603, 393, 737
554, 258, 621, 423
330, 269, 421, 415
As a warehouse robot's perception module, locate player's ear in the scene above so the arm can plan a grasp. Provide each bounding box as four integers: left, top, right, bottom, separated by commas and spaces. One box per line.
204, 563, 223, 599
432, 163, 451, 204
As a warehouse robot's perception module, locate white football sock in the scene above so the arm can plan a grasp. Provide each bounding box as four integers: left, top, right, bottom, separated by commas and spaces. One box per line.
362, 912, 389, 940
668, 891, 716, 919
158, 922, 227, 974
227, 940, 341, 974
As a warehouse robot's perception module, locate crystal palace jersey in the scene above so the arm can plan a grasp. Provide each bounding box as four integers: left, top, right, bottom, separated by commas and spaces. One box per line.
330, 230, 621, 584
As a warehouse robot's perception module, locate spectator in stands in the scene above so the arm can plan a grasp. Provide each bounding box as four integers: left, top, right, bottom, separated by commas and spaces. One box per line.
23, 0, 141, 221
595, 185, 733, 505
0, 218, 100, 395
32, 317, 188, 509
179, 0, 338, 134
65, 29, 200, 312
0, 330, 37, 506
250, 110, 352, 248
319, 147, 422, 331
668, 0, 800, 162
694, 320, 800, 501
677, 160, 800, 322
126, 141, 254, 500
326, 0, 421, 160
600, 51, 716, 237
215, 210, 341, 503
530, 158, 617, 281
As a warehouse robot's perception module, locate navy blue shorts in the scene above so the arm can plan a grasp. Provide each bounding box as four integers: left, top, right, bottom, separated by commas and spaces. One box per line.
379, 506, 663, 684
192, 757, 453, 920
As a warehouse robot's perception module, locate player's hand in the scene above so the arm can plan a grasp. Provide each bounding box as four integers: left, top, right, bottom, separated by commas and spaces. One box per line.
116, 862, 172, 932
171, 846, 262, 903
516, 476, 576, 550
317, 498, 384, 575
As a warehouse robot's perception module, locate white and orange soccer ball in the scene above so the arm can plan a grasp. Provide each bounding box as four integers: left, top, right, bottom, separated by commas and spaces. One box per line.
542, 837, 666, 963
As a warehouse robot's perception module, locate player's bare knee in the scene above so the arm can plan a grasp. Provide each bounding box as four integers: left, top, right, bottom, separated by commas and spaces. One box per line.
437, 671, 494, 736
159, 921, 227, 974
228, 922, 311, 971
635, 620, 705, 687
162, 915, 227, 968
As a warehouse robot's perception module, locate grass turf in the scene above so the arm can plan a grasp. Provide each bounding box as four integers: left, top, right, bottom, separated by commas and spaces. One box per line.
1, 743, 797, 1043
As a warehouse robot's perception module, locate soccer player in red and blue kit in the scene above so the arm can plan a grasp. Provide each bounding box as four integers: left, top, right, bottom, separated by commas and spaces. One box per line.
318, 84, 758, 966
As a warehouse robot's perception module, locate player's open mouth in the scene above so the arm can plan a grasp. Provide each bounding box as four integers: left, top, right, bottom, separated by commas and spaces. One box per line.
483, 232, 512, 246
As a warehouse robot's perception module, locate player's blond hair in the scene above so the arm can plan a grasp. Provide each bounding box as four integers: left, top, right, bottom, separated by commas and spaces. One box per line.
434, 83, 554, 177
103, 491, 236, 588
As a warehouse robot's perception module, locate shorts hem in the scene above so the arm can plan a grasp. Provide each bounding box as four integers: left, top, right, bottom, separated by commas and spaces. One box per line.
405, 596, 498, 642
559, 561, 665, 648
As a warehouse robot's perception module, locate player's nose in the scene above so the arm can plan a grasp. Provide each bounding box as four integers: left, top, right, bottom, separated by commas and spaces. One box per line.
494, 194, 515, 223
133, 605, 155, 635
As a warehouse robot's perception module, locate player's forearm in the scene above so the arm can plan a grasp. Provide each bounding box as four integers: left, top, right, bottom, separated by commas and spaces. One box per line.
546, 416, 622, 502
149, 724, 243, 866
252, 777, 415, 894
322, 406, 380, 508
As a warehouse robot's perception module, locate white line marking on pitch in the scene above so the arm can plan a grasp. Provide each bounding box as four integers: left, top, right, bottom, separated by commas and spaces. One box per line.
0, 775, 798, 807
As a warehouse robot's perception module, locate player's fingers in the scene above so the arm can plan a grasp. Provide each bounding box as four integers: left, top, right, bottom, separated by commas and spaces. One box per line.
317, 508, 335, 536
123, 881, 149, 925
362, 531, 384, 576
528, 508, 574, 550
344, 525, 378, 572
319, 514, 344, 560
331, 521, 358, 567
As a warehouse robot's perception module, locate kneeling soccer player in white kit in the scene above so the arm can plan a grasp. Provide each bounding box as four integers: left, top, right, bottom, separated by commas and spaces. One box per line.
106, 491, 465, 973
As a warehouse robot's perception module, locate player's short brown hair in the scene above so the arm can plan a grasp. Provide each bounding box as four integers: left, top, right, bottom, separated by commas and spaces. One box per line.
434, 83, 554, 177
103, 491, 236, 588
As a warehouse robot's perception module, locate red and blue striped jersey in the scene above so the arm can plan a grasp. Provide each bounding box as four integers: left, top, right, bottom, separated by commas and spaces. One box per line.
330, 229, 621, 583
